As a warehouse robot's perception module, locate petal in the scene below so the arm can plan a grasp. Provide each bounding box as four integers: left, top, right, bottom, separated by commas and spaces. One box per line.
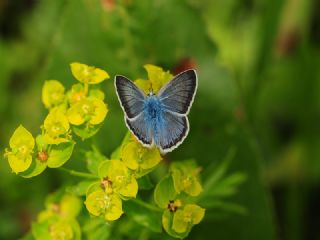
42, 80, 65, 109
140, 147, 162, 170
121, 142, 139, 170
172, 210, 188, 233
104, 195, 123, 221
118, 176, 138, 198
134, 79, 151, 94
184, 204, 205, 224
89, 99, 108, 125
8, 154, 32, 174
185, 179, 203, 197
70, 63, 109, 84
9, 125, 34, 150
67, 105, 85, 126
85, 190, 107, 217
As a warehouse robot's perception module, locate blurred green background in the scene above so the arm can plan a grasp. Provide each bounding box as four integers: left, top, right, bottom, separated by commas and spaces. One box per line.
0, 0, 319, 239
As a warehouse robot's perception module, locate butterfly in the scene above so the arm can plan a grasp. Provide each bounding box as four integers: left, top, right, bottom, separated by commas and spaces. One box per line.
115, 69, 197, 154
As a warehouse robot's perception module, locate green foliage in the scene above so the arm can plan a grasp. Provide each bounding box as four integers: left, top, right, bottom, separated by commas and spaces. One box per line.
3, 64, 245, 239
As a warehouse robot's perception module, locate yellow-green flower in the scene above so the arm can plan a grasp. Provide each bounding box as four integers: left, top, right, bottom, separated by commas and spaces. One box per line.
170, 160, 203, 197
135, 64, 173, 94
43, 107, 70, 144
121, 139, 162, 176
49, 221, 74, 240
99, 159, 138, 198
42, 80, 65, 109
5, 125, 35, 173
67, 97, 108, 126
33, 193, 81, 240
85, 190, 123, 221
70, 62, 110, 84
67, 83, 86, 105
172, 204, 205, 233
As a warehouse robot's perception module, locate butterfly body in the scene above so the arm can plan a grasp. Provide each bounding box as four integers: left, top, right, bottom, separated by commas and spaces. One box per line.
115, 69, 197, 153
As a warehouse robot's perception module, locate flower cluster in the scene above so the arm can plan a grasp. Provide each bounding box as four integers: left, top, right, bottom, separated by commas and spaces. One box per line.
4, 63, 109, 177
84, 133, 162, 221
5, 64, 208, 239
154, 160, 205, 238
32, 192, 82, 240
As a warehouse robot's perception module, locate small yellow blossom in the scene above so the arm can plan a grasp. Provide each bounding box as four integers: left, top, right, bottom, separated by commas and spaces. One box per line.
135, 64, 173, 94
172, 204, 205, 233
70, 62, 109, 84
67, 97, 108, 126
6, 125, 35, 173
43, 107, 70, 144
85, 190, 123, 221
42, 80, 65, 109
121, 140, 162, 176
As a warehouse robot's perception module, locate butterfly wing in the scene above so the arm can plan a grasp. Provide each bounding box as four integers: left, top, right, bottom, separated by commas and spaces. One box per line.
154, 110, 189, 153
115, 75, 145, 119
126, 113, 153, 146
157, 69, 197, 115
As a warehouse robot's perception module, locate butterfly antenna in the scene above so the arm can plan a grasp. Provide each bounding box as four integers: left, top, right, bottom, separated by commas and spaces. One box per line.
148, 83, 154, 95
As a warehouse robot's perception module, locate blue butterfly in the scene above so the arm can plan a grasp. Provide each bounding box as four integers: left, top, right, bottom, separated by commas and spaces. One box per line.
115, 69, 197, 154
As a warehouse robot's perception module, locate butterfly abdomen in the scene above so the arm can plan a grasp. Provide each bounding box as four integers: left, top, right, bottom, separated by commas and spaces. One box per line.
143, 96, 165, 145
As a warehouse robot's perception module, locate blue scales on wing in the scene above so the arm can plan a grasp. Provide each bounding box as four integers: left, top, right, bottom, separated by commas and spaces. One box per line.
154, 111, 189, 153
115, 75, 145, 119
158, 70, 197, 115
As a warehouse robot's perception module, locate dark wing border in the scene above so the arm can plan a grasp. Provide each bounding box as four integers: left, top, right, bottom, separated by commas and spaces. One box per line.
159, 114, 189, 154
157, 69, 198, 115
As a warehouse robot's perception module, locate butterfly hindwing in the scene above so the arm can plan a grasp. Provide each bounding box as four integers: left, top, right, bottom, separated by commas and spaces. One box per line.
158, 70, 197, 115
154, 111, 189, 153
115, 75, 145, 119
126, 113, 152, 146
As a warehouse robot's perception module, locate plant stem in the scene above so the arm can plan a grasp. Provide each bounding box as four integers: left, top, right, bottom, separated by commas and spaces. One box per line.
59, 167, 99, 179
132, 198, 162, 212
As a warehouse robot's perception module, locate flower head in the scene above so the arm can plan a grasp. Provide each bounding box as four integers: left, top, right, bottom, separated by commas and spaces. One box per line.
67, 97, 108, 126
42, 80, 65, 109
135, 64, 173, 94
170, 160, 203, 196
70, 62, 109, 84
5, 125, 35, 173
172, 204, 205, 233
121, 138, 162, 176
98, 159, 138, 198
85, 190, 123, 221
43, 107, 70, 144
67, 83, 86, 105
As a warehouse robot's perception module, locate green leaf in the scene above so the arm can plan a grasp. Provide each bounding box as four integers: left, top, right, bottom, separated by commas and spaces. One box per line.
69, 219, 81, 240
83, 218, 111, 240
137, 175, 154, 190
20, 159, 47, 178
47, 141, 75, 168
86, 147, 107, 174
123, 199, 162, 233
31, 221, 51, 240
72, 124, 101, 140
154, 175, 177, 208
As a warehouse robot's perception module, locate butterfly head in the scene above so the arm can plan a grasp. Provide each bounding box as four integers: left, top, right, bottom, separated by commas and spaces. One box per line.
147, 85, 155, 97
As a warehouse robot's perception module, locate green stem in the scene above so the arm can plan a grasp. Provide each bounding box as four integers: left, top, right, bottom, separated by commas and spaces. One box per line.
132, 198, 162, 212
59, 167, 99, 179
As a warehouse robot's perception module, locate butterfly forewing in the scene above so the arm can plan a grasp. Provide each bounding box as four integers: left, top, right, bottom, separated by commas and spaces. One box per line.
115, 75, 145, 119
157, 70, 197, 115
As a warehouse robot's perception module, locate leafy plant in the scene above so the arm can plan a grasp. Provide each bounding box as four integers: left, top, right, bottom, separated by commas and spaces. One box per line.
5, 63, 244, 239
